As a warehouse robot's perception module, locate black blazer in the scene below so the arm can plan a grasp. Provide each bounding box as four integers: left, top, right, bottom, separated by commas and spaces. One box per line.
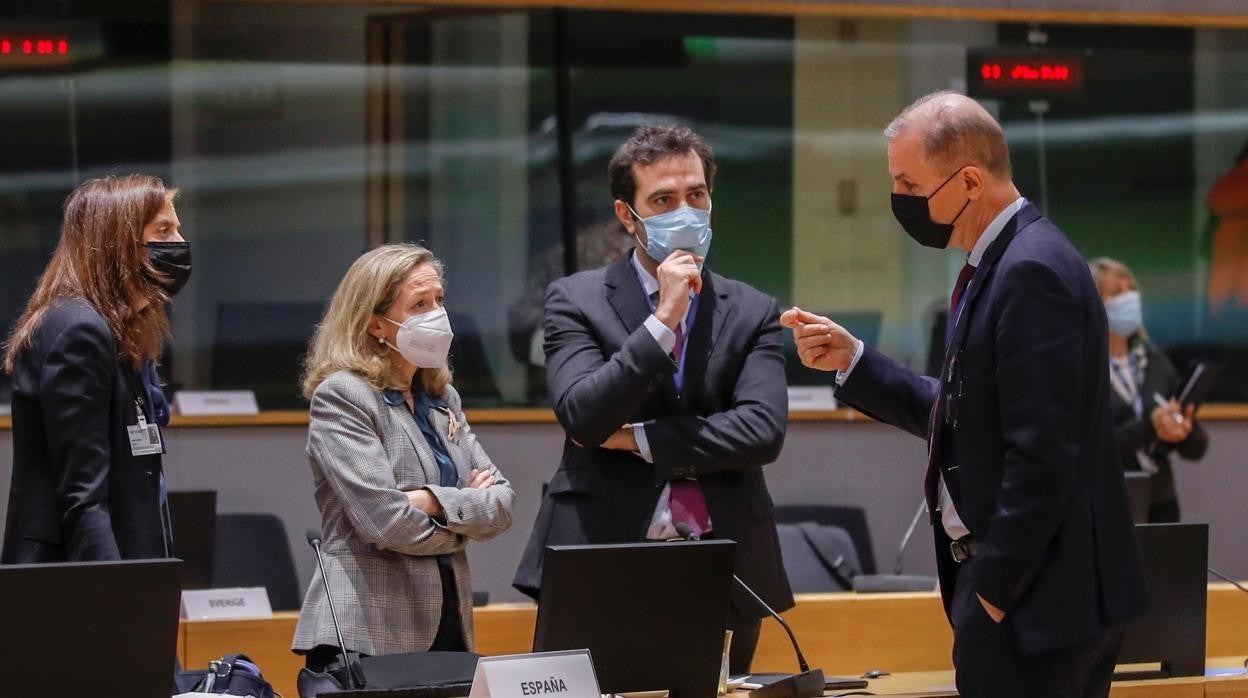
513, 255, 793, 617
1110, 339, 1208, 519
837, 203, 1149, 656
2, 299, 170, 563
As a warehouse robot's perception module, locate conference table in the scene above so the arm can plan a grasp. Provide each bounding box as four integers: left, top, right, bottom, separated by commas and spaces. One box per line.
178, 584, 1248, 698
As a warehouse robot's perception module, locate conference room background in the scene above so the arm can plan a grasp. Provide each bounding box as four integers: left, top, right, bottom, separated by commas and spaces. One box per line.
2, 2, 1247, 410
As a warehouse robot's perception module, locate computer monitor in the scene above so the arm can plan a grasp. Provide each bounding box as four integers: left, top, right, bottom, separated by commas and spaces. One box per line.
0, 558, 183, 697
1122, 472, 1152, 525
1116, 523, 1208, 679
168, 489, 217, 589
533, 540, 736, 698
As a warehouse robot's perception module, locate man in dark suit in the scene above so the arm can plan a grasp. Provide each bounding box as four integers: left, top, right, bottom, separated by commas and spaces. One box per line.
784, 92, 1148, 697
514, 125, 792, 673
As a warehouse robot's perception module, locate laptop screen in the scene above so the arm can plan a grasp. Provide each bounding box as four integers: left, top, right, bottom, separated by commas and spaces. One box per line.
0, 558, 182, 697
534, 540, 736, 698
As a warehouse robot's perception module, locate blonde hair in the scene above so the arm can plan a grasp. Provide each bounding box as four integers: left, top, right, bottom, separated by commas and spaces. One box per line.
1087, 256, 1137, 294
302, 243, 451, 399
1088, 256, 1147, 340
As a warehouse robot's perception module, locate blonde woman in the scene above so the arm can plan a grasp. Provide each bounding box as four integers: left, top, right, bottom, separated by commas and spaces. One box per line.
1089, 257, 1208, 523
293, 244, 514, 671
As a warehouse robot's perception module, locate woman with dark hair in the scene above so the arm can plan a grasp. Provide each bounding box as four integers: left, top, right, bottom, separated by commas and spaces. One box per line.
2, 174, 191, 563
1089, 257, 1208, 523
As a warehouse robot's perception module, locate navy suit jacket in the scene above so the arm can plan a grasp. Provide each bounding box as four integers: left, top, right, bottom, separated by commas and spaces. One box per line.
837, 203, 1148, 655
513, 255, 794, 617
2, 299, 170, 563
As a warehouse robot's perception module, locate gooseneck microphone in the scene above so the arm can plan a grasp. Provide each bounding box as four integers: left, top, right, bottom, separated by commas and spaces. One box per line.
306, 529, 364, 689
851, 499, 939, 593
893, 499, 927, 575
674, 524, 825, 698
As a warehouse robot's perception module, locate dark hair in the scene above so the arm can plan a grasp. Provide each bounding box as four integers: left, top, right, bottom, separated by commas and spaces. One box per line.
4, 175, 176, 372
608, 125, 716, 209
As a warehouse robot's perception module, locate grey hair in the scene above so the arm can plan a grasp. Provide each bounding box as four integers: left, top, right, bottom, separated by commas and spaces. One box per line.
885, 90, 1012, 179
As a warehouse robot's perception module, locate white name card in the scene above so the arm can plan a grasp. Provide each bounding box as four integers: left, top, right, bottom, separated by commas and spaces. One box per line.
173, 390, 260, 416
787, 386, 838, 411
181, 587, 273, 620
469, 650, 600, 698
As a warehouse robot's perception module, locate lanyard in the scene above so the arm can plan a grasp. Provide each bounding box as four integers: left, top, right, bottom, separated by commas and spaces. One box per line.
1109, 358, 1143, 418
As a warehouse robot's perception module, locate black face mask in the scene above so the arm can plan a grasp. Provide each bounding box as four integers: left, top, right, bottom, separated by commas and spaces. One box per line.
890, 166, 971, 249
146, 241, 192, 297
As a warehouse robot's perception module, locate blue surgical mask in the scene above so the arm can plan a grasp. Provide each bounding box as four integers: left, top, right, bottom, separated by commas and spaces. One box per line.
629, 204, 713, 263
1105, 290, 1143, 337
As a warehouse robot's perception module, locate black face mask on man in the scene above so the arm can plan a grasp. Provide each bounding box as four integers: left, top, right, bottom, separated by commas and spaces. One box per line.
146, 241, 192, 297
890, 166, 971, 249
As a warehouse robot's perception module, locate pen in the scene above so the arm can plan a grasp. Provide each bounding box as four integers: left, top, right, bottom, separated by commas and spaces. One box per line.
1153, 393, 1183, 425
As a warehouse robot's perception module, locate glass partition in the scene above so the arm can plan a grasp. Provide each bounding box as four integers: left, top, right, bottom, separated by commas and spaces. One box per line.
2, 2, 1246, 408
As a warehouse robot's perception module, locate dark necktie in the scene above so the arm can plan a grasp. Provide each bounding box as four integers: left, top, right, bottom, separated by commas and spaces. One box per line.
925, 262, 977, 520
950, 262, 975, 317
672, 320, 685, 363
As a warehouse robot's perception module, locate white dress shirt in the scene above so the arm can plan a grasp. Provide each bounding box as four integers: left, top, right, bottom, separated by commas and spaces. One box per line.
627, 252, 707, 540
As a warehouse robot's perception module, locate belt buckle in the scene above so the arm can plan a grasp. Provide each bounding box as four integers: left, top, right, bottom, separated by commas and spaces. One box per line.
950, 539, 970, 563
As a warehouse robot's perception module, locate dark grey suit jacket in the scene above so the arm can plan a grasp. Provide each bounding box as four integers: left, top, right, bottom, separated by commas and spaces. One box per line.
513, 255, 794, 617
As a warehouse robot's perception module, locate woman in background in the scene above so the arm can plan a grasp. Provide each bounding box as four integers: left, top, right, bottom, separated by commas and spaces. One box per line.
293, 243, 514, 670
1090, 257, 1208, 523
3, 175, 190, 563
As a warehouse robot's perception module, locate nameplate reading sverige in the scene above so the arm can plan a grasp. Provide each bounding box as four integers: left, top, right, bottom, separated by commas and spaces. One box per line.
468, 650, 600, 698
181, 587, 273, 620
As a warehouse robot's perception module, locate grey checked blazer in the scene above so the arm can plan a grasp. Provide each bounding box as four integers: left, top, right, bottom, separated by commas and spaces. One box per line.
292, 370, 515, 656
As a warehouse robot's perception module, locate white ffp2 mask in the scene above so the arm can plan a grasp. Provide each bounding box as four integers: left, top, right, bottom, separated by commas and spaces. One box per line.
383, 306, 454, 369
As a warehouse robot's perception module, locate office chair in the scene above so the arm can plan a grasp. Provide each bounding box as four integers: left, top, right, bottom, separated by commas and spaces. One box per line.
213, 513, 302, 611
774, 504, 878, 575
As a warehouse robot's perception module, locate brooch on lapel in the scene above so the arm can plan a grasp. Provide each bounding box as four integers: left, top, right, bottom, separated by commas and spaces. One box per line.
437, 406, 461, 441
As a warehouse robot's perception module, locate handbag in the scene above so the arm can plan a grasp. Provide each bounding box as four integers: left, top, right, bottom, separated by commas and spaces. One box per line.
175, 653, 279, 697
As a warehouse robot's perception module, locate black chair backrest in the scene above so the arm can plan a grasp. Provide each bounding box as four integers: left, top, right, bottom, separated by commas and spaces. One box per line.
774, 505, 877, 574
213, 513, 302, 611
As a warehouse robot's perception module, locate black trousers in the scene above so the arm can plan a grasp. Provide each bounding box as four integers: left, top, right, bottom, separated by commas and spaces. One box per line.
949, 556, 1124, 698
728, 610, 762, 676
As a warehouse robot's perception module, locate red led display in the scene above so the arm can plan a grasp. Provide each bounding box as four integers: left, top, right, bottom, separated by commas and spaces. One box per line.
967, 49, 1088, 99
0, 33, 73, 67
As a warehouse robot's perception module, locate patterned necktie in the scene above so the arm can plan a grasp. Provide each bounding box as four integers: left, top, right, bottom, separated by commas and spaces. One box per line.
648, 293, 708, 536
670, 480, 710, 538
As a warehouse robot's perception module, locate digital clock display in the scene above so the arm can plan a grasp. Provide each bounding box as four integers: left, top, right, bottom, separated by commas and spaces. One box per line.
0, 23, 101, 71
967, 49, 1088, 99
0, 34, 71, 65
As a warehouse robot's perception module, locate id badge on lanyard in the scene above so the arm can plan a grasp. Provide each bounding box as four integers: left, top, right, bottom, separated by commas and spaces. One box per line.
127, 393, 163, 457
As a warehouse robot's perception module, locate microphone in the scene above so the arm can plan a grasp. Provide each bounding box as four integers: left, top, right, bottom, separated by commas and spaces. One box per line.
894, 499, 926, 575
306, 529, 365, 689
850, 500, 939, 593
674, 524, 825, 698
